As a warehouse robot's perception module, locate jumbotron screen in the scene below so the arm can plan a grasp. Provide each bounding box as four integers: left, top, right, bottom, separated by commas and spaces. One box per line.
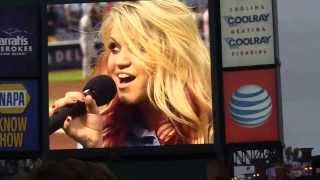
46, 0, 215, 156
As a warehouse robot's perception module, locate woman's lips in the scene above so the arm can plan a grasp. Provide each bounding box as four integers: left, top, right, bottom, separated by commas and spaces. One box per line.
117, 73, 136, 88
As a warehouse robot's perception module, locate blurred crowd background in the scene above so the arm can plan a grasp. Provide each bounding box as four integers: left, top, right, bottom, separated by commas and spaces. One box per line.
47, 1, 210, 46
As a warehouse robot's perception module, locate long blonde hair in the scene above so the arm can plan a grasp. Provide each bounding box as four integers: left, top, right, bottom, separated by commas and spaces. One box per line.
100, 0, 213, 144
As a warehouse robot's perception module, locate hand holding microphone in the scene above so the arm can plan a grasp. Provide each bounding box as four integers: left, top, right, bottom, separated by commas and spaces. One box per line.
49, 75, 116, 147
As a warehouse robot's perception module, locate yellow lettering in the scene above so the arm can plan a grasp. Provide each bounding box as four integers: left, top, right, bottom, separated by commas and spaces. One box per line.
0, 116, 26, 148
14, 133, 23, 147
11, 117, 17, 132
0, 133, 6, 147
6, 133, 13, 147
17, 117, 27, 131
0, 116, 27, 132
0, 117, 4, 131
0, 133, 24, 147
2, 118, 10, 132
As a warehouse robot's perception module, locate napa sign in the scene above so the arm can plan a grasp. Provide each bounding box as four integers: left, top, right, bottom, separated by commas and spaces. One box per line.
0, 84, 30, 114
0, 83, 31, 149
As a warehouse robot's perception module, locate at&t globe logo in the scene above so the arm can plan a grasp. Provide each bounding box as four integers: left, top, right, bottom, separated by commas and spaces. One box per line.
229, 84, 272, 128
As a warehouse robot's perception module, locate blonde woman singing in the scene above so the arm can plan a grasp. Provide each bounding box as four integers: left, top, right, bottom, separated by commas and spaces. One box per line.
50, 0, 213, 148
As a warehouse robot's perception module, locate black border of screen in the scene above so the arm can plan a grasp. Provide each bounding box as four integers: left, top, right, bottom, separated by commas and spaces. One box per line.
41, 0, 223, 161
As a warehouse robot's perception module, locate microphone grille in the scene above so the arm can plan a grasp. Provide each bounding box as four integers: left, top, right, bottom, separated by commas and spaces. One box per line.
83, 75, 116, 106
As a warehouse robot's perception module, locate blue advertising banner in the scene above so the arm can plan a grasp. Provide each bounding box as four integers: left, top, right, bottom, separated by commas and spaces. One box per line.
0, 6, 39, 77
0, 80, 39, 152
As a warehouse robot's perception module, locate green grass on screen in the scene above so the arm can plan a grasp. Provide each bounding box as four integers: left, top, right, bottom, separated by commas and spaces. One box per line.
48, 69, 82, 83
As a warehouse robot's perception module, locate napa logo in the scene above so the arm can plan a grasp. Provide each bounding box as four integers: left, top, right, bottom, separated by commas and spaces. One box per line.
0, 84, 30, 114
0, 28, 32, 56
229, 84, 272, 128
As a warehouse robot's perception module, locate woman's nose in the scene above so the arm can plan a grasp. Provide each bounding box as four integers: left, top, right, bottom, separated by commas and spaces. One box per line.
115, 48, 131, 69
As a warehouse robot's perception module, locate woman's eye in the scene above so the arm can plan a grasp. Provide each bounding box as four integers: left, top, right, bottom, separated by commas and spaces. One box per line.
108, 42, 120, 54
138, 44, 145, 53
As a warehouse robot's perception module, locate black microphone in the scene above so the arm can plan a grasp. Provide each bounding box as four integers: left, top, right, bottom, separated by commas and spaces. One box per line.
49, 75, 116, 134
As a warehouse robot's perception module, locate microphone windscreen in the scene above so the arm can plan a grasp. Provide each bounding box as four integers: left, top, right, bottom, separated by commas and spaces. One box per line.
82, 75, 116, 106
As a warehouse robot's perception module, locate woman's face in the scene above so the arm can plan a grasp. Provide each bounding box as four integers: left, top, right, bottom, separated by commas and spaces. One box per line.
106, 26, 149, 104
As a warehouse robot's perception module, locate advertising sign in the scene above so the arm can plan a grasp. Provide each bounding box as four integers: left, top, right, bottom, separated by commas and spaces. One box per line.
48, 41, 82, 71
0, 6, 39, 77
0, 80, 39, 151
220, 0, 275, 67
223, 69, 279, 143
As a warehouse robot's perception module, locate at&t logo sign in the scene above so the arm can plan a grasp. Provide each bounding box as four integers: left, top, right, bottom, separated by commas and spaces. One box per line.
229, 84, 272, 128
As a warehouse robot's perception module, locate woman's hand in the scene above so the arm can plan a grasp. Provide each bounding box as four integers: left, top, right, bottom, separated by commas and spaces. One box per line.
156, 121, 177, 144
50, 92, 103, 148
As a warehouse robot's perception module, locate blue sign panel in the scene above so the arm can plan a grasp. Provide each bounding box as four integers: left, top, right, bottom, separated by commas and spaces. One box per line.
0, 6, 39, 77
0, 80, 39, 152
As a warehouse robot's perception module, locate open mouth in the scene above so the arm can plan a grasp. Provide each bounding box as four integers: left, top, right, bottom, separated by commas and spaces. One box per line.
118, 73, 136, 84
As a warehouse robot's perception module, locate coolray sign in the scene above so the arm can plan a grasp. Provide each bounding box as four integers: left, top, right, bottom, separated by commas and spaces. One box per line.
223, 14, 270, 27
0, 28, 32, 56
225, 36, 272, 49
220, 0, 275, 67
